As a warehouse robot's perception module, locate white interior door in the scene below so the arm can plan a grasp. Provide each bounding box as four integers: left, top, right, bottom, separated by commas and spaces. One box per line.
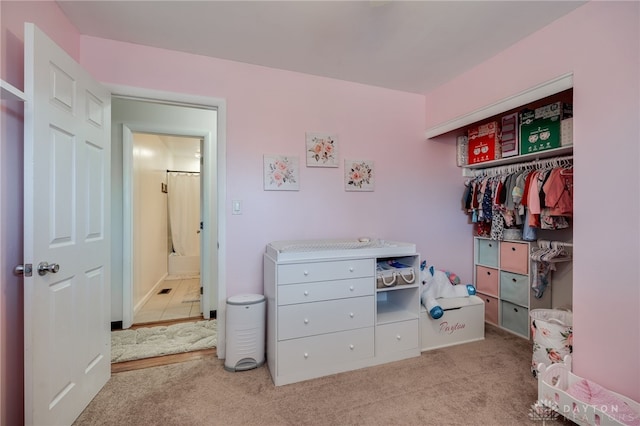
23, 23, 111, 425
199, 138, 204, 314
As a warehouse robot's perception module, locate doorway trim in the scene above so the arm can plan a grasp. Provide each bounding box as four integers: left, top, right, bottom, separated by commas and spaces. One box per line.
109, 84, 227, 358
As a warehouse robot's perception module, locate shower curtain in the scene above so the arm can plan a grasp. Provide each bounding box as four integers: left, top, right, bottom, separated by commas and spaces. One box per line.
167, 172, 200, 256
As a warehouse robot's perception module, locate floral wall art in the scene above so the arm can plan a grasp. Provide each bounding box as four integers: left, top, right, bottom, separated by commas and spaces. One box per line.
345, 159, 374, 192
306, 132, 338, 167
264, 155, 299, 191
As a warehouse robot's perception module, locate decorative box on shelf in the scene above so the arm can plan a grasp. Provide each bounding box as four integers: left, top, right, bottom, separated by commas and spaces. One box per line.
520, 102, 573, 155
456, 135, 468, 166
561, 117, 573, 146
500, 112, 519, 158
468, 121, 501, 165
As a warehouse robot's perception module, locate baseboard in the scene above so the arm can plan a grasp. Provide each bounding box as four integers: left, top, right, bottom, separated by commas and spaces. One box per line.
134, 272, 169, 314
210, 310, 217, 319
111, 321, 123, 331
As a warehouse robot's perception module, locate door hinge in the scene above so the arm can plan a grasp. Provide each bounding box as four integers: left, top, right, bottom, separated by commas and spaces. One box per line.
200, 287, 203, 295
200, 221, 203, 230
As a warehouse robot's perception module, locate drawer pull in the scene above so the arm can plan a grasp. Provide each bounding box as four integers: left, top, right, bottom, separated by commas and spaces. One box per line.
349, 267, 354, 272
486, 271, 491, 276
303, 270, 309, 276
396, 334, 402, 341
512, 278, 517, 283
349, 312, 354, 318
349, 344, 354, 350
303, 290, 309, 296
304, 352, 309, 359
488, 243, 493, 248
511, 247, 516, 252
513, 307, 519, 312
349, 286, 354, 291
304, 318, 309, 324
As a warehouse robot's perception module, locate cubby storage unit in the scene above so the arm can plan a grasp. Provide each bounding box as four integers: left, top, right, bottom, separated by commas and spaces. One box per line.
264, 239, 420, 386
375, 256, 420, 362
474, 237, 551, 339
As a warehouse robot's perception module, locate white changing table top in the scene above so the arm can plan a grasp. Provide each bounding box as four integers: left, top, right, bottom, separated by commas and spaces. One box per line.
265, 238, 416, 261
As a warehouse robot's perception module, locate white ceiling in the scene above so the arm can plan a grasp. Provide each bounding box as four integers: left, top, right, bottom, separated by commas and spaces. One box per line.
56, 1, 585, 94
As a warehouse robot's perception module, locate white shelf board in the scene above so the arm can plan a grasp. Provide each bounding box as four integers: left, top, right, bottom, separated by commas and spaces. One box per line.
425, 72, 573, 139
376, 300, 419, 324
463, 146, 573, 170
1, 79, 26, 102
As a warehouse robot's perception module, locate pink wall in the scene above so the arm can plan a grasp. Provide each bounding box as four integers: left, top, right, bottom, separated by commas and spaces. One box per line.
425, 2, 640, 401
1, 1, 471, 421
3, 1, 638, 423
78, 36, 470, 298
0, 1, 81, 424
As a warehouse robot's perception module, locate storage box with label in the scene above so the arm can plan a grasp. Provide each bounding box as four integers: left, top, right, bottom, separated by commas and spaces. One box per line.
520, 102, 572, 155
467, 121, 501, 165
561, 117, 573, 146
420, 296, 485, 351
500, 112, 519, 157
456, 135, 468, 166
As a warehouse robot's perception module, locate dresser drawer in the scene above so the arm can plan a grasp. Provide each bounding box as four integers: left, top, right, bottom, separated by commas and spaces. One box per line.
278, 296, 374, 340
278, 277, 373, 306
499, 242, 529, 274
500, 271, 529, 306
475, 266, 498, 296
476, 239, 498, 267
277, 259, 374, 285
501, 301, 529, 337
479, 293, 499, 325
375, 319, 419, 356
277, 327, 374, 377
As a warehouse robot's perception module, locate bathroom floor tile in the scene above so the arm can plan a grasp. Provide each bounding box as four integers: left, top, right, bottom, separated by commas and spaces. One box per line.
134, 275, 202, 324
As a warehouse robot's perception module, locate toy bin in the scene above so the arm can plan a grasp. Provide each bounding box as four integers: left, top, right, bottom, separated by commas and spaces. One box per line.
530, 308, 572, 377
420, 296, 485, 351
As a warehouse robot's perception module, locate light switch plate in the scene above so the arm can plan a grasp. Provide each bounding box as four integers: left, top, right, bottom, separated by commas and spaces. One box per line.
232, 200, 242, 215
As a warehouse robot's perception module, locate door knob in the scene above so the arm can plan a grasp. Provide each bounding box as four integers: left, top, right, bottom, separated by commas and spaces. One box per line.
37, 262, 59, 276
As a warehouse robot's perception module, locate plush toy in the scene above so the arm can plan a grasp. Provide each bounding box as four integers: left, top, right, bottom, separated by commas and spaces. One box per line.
420, 260, 476, 319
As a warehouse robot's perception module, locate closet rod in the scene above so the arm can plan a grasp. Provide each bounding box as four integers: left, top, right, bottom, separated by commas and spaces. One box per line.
470, 154, 572, 177
166, 169, 200, 174
538, 239, 573, 248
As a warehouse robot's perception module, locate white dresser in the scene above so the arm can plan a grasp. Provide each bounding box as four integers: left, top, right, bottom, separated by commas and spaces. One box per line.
264, 239, 420, 386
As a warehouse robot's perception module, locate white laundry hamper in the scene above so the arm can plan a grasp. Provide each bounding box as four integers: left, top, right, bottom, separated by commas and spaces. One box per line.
224, 294, 266, 372
530, 309, 573, 377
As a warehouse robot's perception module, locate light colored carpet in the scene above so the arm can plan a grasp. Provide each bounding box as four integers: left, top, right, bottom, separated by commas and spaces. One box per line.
111, 320, 217, 363
77, 324, 574, 426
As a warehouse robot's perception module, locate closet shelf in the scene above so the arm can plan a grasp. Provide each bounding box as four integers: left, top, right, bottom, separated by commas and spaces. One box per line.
425, 73, 573, 139
1, 79, 26, 102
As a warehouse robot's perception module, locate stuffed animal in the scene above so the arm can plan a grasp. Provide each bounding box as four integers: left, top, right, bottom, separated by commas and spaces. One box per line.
420, 260, 476, 319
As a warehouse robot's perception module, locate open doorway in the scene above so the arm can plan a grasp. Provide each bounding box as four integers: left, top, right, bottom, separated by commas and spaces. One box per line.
111, 93, 225, 359
131, 133, 203, 325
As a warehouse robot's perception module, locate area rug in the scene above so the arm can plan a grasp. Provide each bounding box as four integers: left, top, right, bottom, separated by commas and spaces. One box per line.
111, 320, 217, 363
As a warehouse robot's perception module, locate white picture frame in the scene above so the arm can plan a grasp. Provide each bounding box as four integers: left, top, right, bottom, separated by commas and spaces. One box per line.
344, 159, 374, 192
306, 132, 338, 167
264, 155, 299, 191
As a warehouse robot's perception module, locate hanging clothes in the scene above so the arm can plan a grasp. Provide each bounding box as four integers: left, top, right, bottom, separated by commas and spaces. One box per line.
461, 156, 573, 239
